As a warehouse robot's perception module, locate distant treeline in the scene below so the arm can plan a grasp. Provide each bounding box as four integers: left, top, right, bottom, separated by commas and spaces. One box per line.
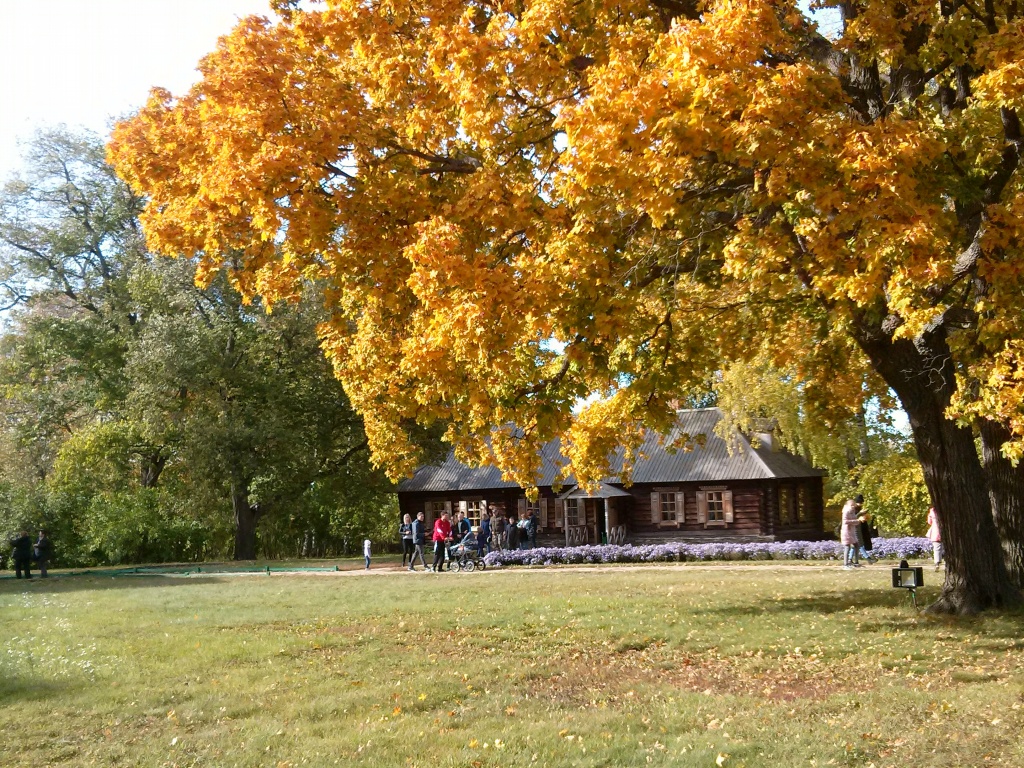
0, 129, 418, 566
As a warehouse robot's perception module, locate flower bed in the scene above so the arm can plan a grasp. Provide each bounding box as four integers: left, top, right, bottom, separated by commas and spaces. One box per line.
483, 537, 932, 567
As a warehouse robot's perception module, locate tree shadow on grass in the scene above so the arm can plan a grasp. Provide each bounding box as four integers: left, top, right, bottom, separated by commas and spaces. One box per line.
706, 587, 1024, 636
0, 676, 90, 706
709, 586, 931, 615
0, 574, 238, 594
0, 560, 354, 593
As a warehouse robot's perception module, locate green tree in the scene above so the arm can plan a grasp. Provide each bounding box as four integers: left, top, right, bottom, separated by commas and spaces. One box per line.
1, 129, 395, 564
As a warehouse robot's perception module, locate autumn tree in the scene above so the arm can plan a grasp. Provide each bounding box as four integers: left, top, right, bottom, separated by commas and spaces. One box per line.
714, 356, 930, 535
0, 129, 393, 563
110, 0, 1024, 612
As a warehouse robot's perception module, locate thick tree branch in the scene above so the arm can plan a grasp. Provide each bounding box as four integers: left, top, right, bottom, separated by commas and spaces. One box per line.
386, 144, 483, 175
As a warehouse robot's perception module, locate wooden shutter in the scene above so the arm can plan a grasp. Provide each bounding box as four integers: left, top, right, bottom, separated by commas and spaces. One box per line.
458, 500, 468, 518
480, 499, 487, 526
696, 491, 707, 524
518, 497, 527, 515
723, 491, 734, 523
424, 501, 433, 527
675, 492, 685, 524
554, 498, 564, 527
650, 492, 661, 524
444, 501, 452, 516
540, 498, 549, 528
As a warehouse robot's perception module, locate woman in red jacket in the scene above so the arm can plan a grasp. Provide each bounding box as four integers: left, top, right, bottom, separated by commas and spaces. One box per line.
431, 511, 453, 572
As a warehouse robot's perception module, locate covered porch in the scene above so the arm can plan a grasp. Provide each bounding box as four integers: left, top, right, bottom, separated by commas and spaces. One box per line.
557, 482, 632, 546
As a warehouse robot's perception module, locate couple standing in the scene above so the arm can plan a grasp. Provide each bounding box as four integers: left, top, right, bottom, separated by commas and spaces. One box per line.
840, 496, 876, 569
8, 530, 51, 579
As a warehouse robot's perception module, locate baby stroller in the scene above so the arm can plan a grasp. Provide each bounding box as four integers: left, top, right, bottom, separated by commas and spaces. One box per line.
447, 532, 486, 572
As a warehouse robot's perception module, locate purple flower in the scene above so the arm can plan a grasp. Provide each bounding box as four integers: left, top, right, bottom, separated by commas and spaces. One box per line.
481, 537, 933, 568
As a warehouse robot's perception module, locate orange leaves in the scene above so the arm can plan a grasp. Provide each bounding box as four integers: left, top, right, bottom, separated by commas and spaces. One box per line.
111, 0, 1024, 481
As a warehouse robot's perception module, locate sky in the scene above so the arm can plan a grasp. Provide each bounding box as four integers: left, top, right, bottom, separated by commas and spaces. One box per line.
0, 0, 274, 180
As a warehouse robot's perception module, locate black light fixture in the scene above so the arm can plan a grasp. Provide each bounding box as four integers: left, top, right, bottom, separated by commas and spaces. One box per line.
891, 558, 924, 607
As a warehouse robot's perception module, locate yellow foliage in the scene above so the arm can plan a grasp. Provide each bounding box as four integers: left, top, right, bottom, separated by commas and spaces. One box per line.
109, 0, 1024, 483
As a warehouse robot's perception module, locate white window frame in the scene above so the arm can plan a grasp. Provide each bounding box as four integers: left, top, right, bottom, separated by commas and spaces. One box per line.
706, 491, 725, 522
564, 498, 580, 527
697, 487, 733, 528
651, 489, 683, 527
464, 499, 484, 529
660, 491, 678, 522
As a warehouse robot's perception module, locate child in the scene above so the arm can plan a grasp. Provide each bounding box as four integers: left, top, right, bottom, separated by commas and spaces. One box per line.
363, 538, 372, 570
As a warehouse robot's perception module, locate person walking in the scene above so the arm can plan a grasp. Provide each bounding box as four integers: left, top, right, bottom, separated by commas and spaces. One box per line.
506, 511, 520, 551
491, 510, 505, 552
525, 508, 539, 549
432, 510, 453, 572
858, 510, 877, 564
399, 514, 414, 568
9, 531, 33, 580
478, 510, 491, 557
410, 511, 428, 571
840, 495, 862, 569
363, 538, 372, 570
927, 506, 943, 569
457, 510, 472, 540
34, 530, 52, 578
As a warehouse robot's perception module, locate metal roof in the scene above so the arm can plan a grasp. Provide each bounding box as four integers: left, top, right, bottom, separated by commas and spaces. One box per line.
557, 482, 634, 500
397, 408, 826, 493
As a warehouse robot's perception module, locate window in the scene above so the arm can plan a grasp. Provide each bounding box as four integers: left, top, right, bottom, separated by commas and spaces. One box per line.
779, 487, 792, 526
659, 492, 678, 522
706, 491, 725, 522
465, 500, 483, 528
698, 488, 733, 526
797, 486, 808, 523
650, 490, 682, 526
426, 500, 449, 526
565, 498, 580, 527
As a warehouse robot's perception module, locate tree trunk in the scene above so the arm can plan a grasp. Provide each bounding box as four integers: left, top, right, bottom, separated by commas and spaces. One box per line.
978, 419, 1024, 587
231, 478, 259, 560
301, 530, 314, 558
140, 452, 166, 488
855, 322, 1020, 614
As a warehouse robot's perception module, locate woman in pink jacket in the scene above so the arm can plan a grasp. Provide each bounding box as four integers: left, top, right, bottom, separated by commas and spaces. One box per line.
926, 506, 943, 569
841, 495, 863, 569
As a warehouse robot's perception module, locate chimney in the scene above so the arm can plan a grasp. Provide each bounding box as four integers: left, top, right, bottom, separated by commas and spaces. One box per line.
750, 417, 778, 452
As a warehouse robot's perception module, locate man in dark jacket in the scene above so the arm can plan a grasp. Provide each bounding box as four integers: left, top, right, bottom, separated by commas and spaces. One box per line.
525, 510, 539, 549
409, 511, 428, 571
10, 531, 33, 579
34, 530, 52, 578
457, 511, 472, 539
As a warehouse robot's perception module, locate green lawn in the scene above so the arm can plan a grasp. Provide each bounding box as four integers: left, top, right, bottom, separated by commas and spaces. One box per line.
1, 562, 1022, 767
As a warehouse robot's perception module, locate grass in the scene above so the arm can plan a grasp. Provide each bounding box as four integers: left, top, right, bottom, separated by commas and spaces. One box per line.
1, 561, 1023, 767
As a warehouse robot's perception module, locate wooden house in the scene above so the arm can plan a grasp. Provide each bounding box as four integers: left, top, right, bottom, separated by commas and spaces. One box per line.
396, 408, 828, 546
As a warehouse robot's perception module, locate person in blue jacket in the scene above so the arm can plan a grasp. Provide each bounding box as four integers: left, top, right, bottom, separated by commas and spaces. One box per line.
409, 511, 428, 571
477, 509, 491, 556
